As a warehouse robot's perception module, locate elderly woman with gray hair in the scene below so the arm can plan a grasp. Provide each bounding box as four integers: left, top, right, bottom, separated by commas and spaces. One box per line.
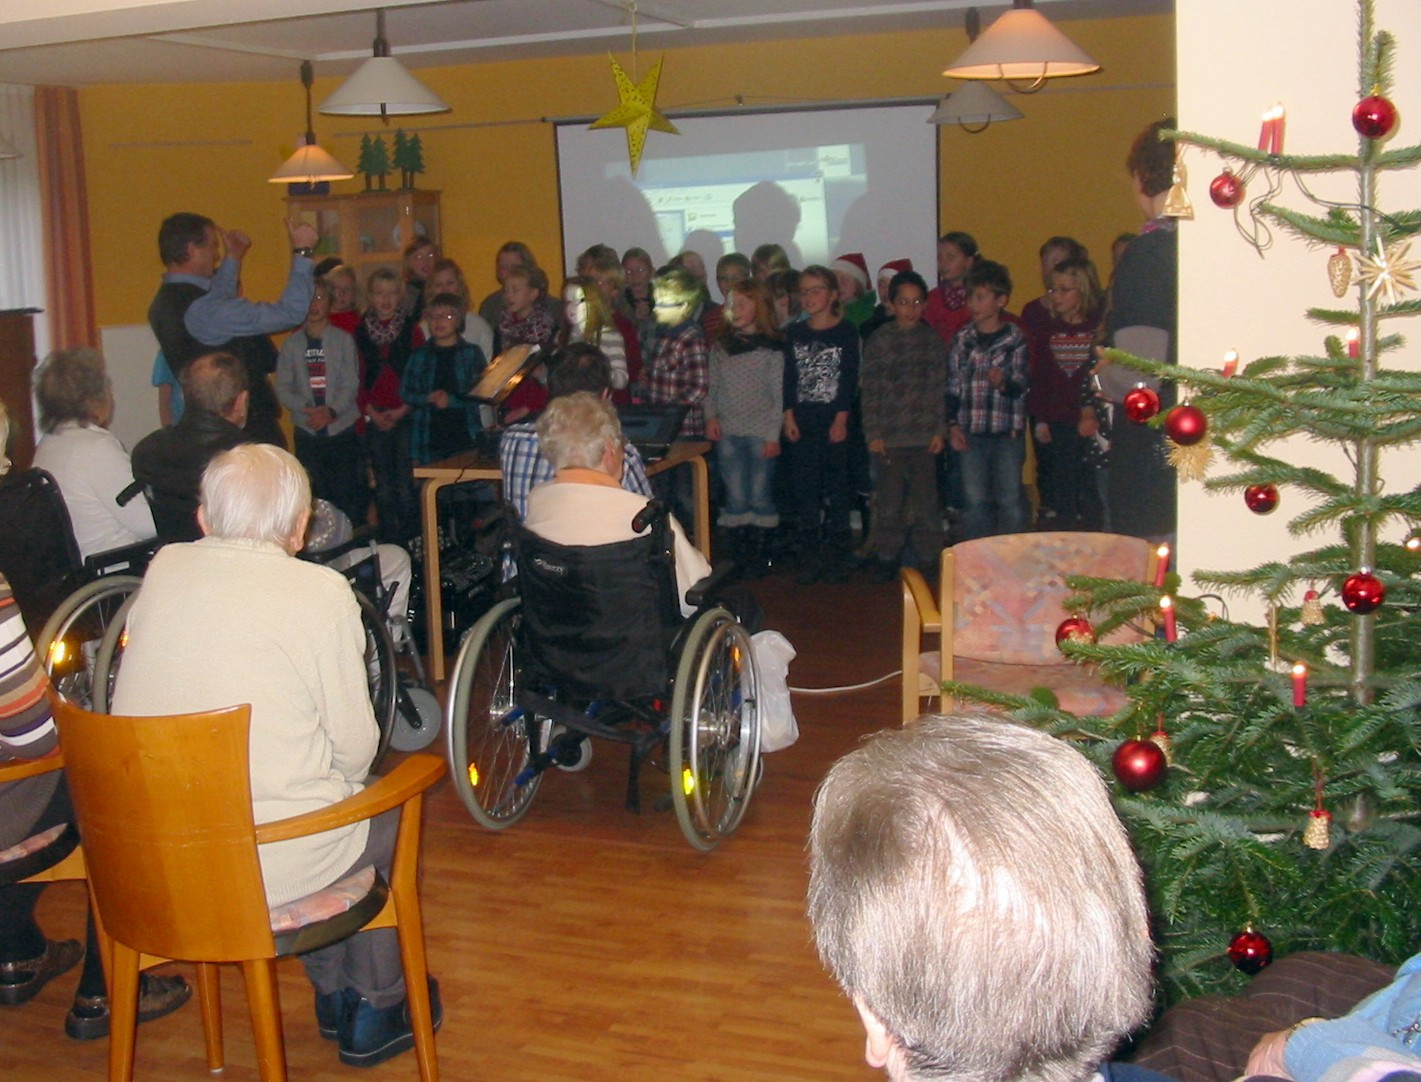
32, 347, 155, 560
524, 391, 711, 618
111, 443, 437, 1067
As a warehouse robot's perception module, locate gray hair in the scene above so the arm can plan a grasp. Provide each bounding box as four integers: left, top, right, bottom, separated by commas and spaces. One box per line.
199, 443, 311, 548
807, 714, 1153, 1082
34, 347, 111, 431
536, 391, 621, 472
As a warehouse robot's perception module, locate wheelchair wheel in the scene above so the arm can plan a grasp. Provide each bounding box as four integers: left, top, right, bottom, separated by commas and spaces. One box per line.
37, 576, 144, 709
93, 587, 143, 712
445, 597, 542, 829
668, 607, 762, 851
355, 591, 399, 768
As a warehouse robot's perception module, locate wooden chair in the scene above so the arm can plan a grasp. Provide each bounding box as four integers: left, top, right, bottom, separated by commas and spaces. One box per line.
900, 531, 1156, 723
50, 697, 446, 1081
0, 755, 85, 889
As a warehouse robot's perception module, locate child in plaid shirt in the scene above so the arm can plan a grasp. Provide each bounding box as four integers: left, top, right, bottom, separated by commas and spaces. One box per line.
947, 260, 1030, 540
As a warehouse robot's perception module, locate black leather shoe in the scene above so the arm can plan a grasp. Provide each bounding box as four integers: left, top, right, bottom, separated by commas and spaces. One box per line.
0, 939, 83, 1007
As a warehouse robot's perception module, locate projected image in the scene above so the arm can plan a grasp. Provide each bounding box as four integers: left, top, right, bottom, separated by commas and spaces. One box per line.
558, 105, 935, 279
634, 144, 865, 269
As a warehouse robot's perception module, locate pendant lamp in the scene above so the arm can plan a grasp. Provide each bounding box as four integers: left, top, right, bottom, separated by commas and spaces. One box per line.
927, 81, 1024, 133
269, 61, 354, 185
944, 1, 1099, 93
319, 9, 450, 122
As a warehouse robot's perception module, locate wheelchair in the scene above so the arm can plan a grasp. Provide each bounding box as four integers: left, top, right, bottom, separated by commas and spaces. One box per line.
27, 490, 407, 766
444, 502, 763, 851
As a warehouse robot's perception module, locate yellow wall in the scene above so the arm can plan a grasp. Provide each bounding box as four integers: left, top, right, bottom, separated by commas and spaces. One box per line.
80, 13, 1172, 326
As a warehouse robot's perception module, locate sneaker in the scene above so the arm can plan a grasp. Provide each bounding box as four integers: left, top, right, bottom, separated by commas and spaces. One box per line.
0, 939, 83, 1007
65, 972, 192, 1041
316, 987, 353, 1040
338, 977, 442, 1069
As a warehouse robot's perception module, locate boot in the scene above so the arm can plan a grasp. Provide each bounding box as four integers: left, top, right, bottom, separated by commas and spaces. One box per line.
819, 533, 856, 584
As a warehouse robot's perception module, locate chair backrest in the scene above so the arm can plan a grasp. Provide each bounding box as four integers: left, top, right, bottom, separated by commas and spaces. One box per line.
947, 531, 1153, 665
51, 697, 278, 962
514, 523, 679, 700
0, 469, 83, 635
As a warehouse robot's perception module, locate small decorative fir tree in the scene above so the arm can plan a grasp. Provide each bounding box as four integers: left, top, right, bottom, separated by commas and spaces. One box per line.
946, 0, 1421, 1005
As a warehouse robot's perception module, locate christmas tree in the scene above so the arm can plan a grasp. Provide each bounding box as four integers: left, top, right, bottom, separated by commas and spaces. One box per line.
946, 0, 1421, 1005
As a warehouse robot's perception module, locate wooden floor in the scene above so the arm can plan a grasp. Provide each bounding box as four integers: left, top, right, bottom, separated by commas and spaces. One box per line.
3, 564, 904, 1080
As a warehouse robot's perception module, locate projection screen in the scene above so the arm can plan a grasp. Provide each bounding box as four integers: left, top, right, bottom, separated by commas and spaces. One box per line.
555, 103, 940, 281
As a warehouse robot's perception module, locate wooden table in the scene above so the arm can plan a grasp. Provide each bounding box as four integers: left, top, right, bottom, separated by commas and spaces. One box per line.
413, 440, 712, 682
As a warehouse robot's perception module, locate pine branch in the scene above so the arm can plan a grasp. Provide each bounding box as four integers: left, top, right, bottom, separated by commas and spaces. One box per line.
1260, 204, 1360, 248
1170, 129, 1359, 173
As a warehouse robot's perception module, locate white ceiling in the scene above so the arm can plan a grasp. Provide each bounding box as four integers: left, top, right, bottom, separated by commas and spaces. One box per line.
0, 0, 1171, 87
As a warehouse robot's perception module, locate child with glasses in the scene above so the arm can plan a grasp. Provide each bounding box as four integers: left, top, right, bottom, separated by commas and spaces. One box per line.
400, 292, 487, 466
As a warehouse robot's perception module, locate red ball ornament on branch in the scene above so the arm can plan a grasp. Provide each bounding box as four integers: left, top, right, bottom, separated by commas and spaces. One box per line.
1164, 404, 1208, 446
1341, 569, 1385, 614
1055, 615, 1096, 651
1352, 94, 1398, 140
1209, 169, 1246, 208
1244, 483, 1280, 515
1123, 385, 1161, 424
1227, 926, 1274, 974
1112, 739, 1168, 792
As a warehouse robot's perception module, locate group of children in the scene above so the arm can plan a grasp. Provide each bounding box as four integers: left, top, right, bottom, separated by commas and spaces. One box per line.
251, 228, 1123, 586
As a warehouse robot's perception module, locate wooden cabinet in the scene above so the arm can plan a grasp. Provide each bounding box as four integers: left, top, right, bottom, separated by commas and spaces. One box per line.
285, 189, 440, 287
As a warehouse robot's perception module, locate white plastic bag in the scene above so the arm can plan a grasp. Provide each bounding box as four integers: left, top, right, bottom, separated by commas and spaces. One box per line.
751, 630, 799, 752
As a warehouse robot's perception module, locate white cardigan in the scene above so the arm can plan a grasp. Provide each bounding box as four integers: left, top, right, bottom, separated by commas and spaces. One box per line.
112, 536, 377, 906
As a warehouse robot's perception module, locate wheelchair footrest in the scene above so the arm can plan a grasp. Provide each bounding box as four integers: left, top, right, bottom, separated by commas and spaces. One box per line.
514, 689, 665, 815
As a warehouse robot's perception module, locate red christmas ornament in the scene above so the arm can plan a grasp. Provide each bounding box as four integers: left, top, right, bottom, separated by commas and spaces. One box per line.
1352, 94, 1398, 140
1112, 739, 1168, 792
1341, 570, 1385, 614
1164, 404, 1208, 446
1123, 385, 1161, 424
1209, 169, 1246, 208
1227, 926, 1274, 974
1055, 615, 1096, 650
1244, 483, 1280, 515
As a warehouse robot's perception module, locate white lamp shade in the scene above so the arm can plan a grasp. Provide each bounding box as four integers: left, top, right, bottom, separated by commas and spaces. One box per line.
269, 142, 354, 184
928, 82, 1025, 127
319, 56, 449, 117
943, 8, 1100, 82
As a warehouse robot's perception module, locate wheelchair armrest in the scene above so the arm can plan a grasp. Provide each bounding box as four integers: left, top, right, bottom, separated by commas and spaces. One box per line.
83, 538, 160, 578
685, 560, 738, 610
253, 754, 447, 844
302, 524, 380, 565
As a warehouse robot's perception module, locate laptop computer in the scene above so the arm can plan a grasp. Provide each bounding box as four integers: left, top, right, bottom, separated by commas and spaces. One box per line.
617, 403, 688, 461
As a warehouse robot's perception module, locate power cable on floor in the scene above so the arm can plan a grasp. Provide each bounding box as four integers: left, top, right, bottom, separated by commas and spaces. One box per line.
789, 669, 902, 695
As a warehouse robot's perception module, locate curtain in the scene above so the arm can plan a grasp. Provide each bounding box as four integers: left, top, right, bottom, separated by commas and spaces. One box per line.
34, 86, 96, 350
0, 84, 46, 331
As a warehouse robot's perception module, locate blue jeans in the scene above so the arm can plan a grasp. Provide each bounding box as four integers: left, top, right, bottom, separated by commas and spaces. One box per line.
958, 431, 1027, 540
715, 435, 779, 527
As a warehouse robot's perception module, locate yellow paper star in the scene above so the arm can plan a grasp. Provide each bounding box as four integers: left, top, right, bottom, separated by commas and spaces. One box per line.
590, 54, 679, 175
1356, 240, 1421, 305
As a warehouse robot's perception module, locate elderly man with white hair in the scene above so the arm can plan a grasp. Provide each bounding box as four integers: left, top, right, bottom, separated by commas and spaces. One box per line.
807, 714, 1172, 1082
112, 443, 437, 1069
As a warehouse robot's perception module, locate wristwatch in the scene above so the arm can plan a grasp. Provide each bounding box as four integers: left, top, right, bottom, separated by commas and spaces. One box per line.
292, 246, 315, 258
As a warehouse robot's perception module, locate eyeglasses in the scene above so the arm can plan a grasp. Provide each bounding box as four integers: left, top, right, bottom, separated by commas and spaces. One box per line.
1049, 286, 1079, 295
799, 285, 830, 297
429, 311, 460, 321
893, 297, 926, 307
